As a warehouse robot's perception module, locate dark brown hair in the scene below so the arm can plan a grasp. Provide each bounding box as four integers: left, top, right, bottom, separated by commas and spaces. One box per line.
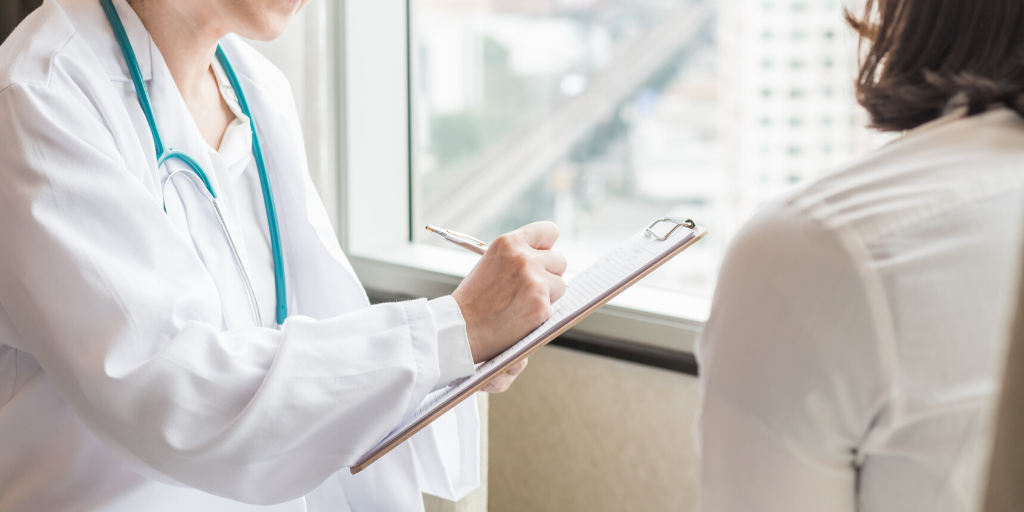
847, 0, 1024, 132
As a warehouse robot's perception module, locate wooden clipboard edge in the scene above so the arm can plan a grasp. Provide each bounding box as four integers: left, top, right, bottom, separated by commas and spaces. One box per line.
350, 226, 708, 474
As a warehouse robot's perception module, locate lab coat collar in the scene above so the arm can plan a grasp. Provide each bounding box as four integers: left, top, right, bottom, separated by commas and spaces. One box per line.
64, 0, 227, 194
60, 0, 154, 82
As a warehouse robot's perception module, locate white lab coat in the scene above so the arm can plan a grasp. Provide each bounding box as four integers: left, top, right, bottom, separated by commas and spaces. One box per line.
0, 0, 480, 510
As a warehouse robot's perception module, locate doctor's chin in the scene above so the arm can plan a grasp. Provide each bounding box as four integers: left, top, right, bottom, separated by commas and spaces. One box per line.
2, 0, 1023, 511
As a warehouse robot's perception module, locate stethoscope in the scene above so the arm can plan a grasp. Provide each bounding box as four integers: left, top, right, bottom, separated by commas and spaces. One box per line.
99, 0, 287, 327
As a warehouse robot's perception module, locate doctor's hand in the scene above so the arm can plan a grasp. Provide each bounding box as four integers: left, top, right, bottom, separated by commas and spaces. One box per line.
452, 221, 567, 364
482, 358, 528, 393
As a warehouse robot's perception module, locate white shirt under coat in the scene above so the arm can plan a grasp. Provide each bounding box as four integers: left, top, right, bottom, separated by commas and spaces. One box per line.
697, 107, 1024, 512
0, 0, 478, 510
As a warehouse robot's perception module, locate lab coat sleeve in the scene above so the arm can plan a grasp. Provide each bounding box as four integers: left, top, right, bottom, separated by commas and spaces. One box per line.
427, 296, 477, 391
695, 203, 894, 512
414, 301, 482, 501
0, 81, 447, 504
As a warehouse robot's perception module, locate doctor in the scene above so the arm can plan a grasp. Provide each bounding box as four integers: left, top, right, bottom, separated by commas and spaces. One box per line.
0, 0, 568, 510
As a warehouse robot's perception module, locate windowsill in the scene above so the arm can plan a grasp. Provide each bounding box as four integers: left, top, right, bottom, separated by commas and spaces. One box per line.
348, 242, 710, 354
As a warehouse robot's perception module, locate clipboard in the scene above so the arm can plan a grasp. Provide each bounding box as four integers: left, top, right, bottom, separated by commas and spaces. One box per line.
351, 218, 707, 474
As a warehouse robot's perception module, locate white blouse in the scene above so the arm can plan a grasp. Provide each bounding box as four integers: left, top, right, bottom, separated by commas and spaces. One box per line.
697, 108, 1024, 512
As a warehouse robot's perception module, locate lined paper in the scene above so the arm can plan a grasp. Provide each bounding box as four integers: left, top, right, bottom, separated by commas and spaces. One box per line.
358, 222, 698, 465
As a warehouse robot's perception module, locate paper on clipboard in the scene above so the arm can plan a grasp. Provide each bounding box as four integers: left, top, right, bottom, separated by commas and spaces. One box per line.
351, 219, 706, 473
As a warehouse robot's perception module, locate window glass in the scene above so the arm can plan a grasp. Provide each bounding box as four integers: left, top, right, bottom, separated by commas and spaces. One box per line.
411, 0, 882, 296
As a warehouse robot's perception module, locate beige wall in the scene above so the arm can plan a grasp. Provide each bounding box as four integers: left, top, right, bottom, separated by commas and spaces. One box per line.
489, 345, 701, 512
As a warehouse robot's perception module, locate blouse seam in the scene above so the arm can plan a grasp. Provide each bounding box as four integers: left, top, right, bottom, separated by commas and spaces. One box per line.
802, 208, 901, 448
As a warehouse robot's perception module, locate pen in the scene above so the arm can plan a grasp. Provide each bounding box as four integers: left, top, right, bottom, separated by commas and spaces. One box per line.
425, 225, 488, 255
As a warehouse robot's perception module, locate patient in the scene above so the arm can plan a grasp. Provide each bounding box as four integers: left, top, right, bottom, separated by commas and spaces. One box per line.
696, 1, 1024, 511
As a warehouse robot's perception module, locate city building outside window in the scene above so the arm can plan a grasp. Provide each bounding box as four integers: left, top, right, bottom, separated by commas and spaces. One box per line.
409, 0, 888, 299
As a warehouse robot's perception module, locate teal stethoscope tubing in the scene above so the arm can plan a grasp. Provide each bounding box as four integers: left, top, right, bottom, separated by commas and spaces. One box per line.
99, 0, 288, 325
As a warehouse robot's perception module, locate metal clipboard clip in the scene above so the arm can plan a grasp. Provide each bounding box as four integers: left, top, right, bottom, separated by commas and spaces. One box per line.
644, 218, 696, 241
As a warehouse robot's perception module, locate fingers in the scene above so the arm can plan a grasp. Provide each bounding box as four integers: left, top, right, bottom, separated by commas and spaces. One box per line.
545, 273, 567, 303
507, 358, 528, 375
483, 359, 529, 393
516, 221, 560, 250
483, 373, 514, 393
457, 222, 566, 364
540, 250, 568, 276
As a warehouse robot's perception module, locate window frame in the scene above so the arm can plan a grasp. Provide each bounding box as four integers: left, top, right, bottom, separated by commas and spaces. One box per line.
332, 0, 709, 354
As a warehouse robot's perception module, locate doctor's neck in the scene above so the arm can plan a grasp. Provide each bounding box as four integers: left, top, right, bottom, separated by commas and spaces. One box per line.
126, 0, 227, 100
124, 0, 305, 84
124, 0, 306, 147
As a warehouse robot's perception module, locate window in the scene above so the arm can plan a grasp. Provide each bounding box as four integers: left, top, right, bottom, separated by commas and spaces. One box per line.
336, 0, 888, 352
408, 0, 882, 297
410, 0, 719, 299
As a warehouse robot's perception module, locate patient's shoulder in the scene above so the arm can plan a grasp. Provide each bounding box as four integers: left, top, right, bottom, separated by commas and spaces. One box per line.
780, 108, 1024, 245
